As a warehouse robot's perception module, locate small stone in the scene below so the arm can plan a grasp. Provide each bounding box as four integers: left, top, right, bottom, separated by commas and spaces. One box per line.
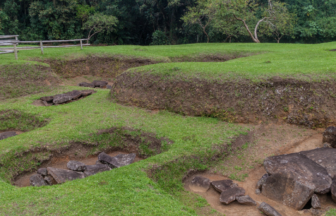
256, 173, 269, 190
92, 80, 108, 88
30, 174, 47, 187
84, 164, 111, 177
211, 179, 237, 193
80, 90, 95, 96
47, 167, 85, 184
37, 168, 48, 176
98, 152, 136, 168
219, 187, 245, 205
44, 176, 56, 185
258, 202, 282, 216
189, 176, 211, 192
311, 194, 321, 209
255, 189, 261, 194
67, 161, 86, 171
40, 96, 54, 102
331, 178, 336, 203
236, 195, 257, 205
0, 131, 17, 140
323, 126, 336, 148
79, 82, 95, 88
323, 142, 332, 148
53, 94, 72, 104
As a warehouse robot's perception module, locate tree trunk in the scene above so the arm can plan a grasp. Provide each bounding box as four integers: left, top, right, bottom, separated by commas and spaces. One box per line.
202, 27, 209, 43
234, 15, 266, 43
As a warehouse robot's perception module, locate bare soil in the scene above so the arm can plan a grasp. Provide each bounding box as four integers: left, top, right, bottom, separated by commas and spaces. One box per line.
112, 74, 336, 128
185, 124, 335, 216
14, 150, 142, 187
170, 52, 257, 62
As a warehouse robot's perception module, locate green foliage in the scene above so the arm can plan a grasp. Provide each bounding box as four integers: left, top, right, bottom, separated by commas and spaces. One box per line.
150, 30, 169, 45
76, 5, 95, 22
326, 209, 336, 216
83, 13, 118, 41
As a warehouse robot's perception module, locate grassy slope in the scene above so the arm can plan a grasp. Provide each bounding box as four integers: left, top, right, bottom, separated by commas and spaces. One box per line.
0, 87, 247, 215
2, 42, 336, 81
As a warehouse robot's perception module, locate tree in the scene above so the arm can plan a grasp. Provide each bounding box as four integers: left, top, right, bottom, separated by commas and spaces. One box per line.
182, 0, 217, 43
83, 13, 118, 43
260, 2, 296, 43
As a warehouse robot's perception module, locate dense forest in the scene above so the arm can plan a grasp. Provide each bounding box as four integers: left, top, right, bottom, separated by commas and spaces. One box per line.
0, 0, 335, 45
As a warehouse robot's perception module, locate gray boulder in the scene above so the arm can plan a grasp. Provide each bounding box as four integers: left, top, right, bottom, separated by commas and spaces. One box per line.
67, 161, 86, 172
219, 186, 245, 205
189, 176, 211, 192
236, 195, 257, 205
93, 80, 108, 88
30, 174, 47, 187
53, 94, 72, 104
0, 131, 17, 141
256, 173, 269, 190
37, 168, 48, 176
98, 152, 136, 168
311, 194, 321, 209
47, 167, 85, 184
323, 126, 336, 148
258, 202, 282, 216
211, 179, 237, 193
299, 147, 336, 178
44, 176, 56, 185
262, 172, 315, 210
79, 82, 95, 88
84, 164, 111, 177
264, 153, 332, 194
80, 90, 95, 96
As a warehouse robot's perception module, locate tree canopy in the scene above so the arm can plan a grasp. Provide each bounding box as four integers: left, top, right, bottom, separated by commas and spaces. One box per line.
0, 0, 335, 44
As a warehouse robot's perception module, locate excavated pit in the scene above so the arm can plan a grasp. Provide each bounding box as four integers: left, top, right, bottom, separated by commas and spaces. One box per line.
15, 150, 142, 187
184, 124, 336, 216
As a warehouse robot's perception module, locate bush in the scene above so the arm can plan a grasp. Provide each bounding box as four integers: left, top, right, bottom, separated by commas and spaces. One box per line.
151, 30, 169, 45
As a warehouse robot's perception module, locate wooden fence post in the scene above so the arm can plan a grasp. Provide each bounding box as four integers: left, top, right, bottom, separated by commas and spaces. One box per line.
13, 44, 18, 60
40, 41, 44, 54
80, 39, 83, 50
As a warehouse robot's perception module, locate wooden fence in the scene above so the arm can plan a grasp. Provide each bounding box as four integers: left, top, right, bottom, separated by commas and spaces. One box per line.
0, 35, 90, 60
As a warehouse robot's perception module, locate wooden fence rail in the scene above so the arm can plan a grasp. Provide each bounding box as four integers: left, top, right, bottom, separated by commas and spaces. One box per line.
0, 35, 90, 60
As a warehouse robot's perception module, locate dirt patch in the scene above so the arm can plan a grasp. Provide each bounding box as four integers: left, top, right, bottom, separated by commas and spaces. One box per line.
14, 150, 142, 187
61, 75, 114, 87
170, 52, 257, 62
112, 74, 336, 128
0, 64, 60, 100
45, 55, 160, 79
185, 125, 335, 215
330, 49, 336, 51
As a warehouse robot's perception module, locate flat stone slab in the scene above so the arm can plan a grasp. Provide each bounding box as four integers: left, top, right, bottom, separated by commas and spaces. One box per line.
211, 179, 237, 193
0, 131, 17, 141
219, 186, 245, 205
323, 126, 336, 148
258, 202, 282, 216
189, 176, 211, 192
67, 161, 86, 171
84, 164, 111, 177
65, 90, 82, 100
262, 172, 315, 210
299, 147, 336, 178
53, 94, 72, 104
30, 174, 47, 187
236, 195, 257, 205
47, 167, 85, 184
98, 152, 136, 168
264, 153, 332, 194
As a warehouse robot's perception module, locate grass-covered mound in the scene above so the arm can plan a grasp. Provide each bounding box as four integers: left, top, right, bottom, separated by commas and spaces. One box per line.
0, 87, 247, 215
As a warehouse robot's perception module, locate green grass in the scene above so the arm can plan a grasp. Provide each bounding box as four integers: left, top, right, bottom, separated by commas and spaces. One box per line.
1, 42, 336, 81
0, 87, 247, 215
1, 42, 336, 215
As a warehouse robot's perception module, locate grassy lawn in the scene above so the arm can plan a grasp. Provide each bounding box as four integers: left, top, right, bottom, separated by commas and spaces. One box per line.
0, 42, 335, 215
